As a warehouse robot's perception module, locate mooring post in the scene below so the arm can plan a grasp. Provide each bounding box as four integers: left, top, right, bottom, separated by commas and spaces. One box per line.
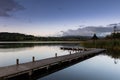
70, 51, 71, 55
55, 53, 57, 57
16, 59, 19, 65
78, 48, 80, 52
79, 50, 82, 53
83, 48, 85, 52
32, 56, 35, 62
75, 50, 77, 53
72, 48, 74, 52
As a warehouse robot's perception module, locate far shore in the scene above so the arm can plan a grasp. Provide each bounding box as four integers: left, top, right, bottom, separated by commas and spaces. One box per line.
0, 41, 82, 43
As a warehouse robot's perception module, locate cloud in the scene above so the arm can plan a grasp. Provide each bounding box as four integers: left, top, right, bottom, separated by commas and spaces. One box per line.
61, 24, 120, 36
0, 0, 24, 17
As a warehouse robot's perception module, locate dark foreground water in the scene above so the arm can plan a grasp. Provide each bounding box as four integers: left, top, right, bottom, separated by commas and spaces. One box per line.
0, 43, 120, 80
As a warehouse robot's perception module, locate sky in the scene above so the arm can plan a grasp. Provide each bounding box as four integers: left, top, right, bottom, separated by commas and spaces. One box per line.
0, 0, 120, 36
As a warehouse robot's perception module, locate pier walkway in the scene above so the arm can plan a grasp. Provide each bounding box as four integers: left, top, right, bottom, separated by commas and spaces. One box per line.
0, 48, 106, 80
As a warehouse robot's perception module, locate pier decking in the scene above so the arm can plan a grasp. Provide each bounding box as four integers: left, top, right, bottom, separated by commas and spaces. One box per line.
60, 47, 88, 51
0, 48, 106, 80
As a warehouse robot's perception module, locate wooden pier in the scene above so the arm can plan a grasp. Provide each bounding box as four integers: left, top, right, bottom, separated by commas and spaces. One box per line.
60, 47, 88, 51
0, 48, 106, 80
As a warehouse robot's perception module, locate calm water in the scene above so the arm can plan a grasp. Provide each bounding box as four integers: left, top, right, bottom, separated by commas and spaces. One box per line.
0, 43, 120, 80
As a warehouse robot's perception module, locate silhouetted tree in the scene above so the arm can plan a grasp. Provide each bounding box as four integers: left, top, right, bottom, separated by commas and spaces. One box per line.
91, 33, 98, 40
0, 32, 90, 41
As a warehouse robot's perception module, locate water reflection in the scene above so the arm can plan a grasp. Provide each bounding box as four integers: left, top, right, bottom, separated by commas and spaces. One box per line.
0, 43, 79, 49
0, 43, 79, 67
8, 50, 101, 80
104, 49, 120, 59
39, 55, 120, 80
0, 43, 79, 52
0, 48, 33, 52
0, 43, 120, 80
106, 49, 120, 64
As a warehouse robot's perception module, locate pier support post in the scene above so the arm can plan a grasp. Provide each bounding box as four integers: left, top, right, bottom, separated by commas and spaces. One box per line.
16, 59, 19, 65
55, 53, 57, 57
32, 56, 35, 62
46, 65, 50, 70
58, 61, 62, 66
28, 70, 33, 76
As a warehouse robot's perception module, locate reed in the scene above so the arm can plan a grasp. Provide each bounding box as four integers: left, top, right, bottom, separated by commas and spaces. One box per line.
81, 39, 120, 50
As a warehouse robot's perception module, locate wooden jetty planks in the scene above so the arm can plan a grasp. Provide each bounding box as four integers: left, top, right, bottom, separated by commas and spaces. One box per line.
0, 48, 106, 79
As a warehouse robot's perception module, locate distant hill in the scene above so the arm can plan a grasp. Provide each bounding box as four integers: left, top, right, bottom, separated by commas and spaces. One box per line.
0, 32, 36, 41
0, 32, 90, 41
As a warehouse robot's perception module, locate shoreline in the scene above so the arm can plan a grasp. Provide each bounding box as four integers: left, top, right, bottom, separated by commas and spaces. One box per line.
0, 41, 82, 44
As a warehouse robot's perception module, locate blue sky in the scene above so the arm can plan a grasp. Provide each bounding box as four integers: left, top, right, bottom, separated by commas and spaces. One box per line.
0, 0, 120, 36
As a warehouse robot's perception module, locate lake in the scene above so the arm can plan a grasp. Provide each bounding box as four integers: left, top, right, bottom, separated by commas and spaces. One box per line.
0, 42, 120, 80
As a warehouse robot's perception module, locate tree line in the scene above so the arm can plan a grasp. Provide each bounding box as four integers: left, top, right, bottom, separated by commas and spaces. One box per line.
0, 32, 90, 41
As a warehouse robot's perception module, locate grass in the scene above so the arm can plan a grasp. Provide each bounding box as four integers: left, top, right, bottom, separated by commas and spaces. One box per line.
81, 39, 120, 50
81, 39, 120, 59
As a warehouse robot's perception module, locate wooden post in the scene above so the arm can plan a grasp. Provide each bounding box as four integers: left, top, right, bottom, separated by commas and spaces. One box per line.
70, 51, 71, 55
77, 48, 79, 52
79, 49, 81, 53
83, 48, 85, 52
113, 26, 117, 46
72, 48, 74, 52
55, 53, 57, 57
46, 65, 50, 70
16, 59, 19, 65
32, 56, 35, 62
28, 70, 33, 76
75, 50, 77, 53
